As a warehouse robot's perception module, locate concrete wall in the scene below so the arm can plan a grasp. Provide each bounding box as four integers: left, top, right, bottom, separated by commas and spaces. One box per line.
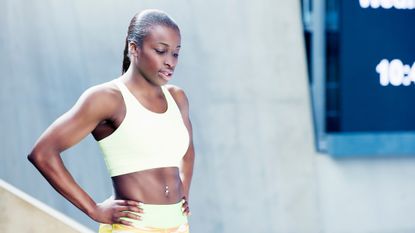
1, 1, 415, 233
316, 156, 415, 233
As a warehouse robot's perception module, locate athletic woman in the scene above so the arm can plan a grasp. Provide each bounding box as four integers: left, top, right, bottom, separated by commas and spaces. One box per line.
28, 9, 194, 233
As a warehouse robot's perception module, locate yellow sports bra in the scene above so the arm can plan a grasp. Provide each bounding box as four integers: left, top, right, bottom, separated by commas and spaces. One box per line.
97, 79, 190, 177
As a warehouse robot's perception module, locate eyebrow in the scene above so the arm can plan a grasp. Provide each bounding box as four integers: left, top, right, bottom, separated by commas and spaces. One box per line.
157, 42, 181, 49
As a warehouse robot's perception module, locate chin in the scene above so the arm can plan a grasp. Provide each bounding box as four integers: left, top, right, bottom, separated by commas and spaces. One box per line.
151, 79, 168, 87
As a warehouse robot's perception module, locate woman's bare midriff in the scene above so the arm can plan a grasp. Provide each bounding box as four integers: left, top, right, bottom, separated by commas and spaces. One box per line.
111, 167, 184, 204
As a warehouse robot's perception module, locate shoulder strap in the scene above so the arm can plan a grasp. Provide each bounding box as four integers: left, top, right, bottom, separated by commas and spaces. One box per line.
113, 79, 136, 105
162, 85, 182, 115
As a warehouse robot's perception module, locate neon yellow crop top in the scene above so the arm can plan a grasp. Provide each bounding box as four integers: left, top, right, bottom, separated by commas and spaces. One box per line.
97, 79, 190, 177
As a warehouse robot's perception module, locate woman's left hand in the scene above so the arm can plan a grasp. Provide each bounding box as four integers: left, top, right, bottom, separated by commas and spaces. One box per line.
182, 196, 191, 216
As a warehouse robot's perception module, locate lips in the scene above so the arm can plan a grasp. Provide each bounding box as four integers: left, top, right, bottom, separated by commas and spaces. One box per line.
159, 70, 174, 81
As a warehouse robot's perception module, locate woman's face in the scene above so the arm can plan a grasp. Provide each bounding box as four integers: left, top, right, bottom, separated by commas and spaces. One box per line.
133, 25, 181, 86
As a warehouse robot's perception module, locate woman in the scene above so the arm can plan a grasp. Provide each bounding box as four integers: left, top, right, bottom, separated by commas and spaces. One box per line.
28, 9, 194, 233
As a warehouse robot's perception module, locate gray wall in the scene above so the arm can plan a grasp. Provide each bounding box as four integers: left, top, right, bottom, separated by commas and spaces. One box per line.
1, 1, 415, 233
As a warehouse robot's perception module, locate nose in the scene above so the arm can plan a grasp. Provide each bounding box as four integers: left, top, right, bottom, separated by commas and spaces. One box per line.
164, 55, 177, 69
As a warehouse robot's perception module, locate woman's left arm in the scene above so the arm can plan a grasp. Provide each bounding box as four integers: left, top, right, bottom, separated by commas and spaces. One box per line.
181, 130, 194, 199
168, 86, 195, 199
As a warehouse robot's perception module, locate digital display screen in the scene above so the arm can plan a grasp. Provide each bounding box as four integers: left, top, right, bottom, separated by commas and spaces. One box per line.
339, 0, 415, 131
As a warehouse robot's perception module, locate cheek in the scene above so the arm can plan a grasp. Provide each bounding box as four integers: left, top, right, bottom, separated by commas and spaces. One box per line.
142, 53, 160, 70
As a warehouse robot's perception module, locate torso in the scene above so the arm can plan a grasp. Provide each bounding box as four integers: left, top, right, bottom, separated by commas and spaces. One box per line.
112, 167, 184, 204
91, 80, 185, 204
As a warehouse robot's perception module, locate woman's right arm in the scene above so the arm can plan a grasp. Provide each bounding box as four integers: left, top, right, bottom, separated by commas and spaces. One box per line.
28, 84, 141, 225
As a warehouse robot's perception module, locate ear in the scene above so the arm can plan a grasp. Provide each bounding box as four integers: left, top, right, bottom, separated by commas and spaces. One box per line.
128, 42, 140, 58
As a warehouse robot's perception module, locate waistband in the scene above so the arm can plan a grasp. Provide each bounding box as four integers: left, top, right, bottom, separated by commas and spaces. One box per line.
121, 200, 188, 229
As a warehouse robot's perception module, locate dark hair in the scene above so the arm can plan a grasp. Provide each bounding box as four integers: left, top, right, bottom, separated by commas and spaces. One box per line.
122, 9, 180, 74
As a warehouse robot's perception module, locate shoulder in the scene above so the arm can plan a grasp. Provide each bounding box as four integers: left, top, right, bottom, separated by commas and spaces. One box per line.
165, 84, 189, 110
75, 80, 123, 116
81, 80, 120, 101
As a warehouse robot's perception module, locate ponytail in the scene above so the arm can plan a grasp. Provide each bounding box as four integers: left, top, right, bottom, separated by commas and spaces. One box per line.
121, 38, 130, 74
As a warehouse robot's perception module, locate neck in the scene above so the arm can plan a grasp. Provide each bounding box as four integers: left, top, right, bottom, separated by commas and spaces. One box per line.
122, 66, 163, 96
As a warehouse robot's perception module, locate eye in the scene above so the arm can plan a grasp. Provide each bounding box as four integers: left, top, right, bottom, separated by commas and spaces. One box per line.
154, 49, 166, 54
173, 53, 179, 58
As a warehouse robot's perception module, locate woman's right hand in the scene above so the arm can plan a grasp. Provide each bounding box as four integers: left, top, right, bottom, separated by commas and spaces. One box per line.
91, 196, 143, 226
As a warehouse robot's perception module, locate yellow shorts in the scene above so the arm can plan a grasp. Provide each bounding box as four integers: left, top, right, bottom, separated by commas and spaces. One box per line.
98, 201, 189, 233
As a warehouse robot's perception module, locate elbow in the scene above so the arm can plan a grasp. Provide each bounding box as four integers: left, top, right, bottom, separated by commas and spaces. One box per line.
27, 148, 51, 168
27, 150, 42, 166
27, 153, 34, 163
27, 147, 63, 178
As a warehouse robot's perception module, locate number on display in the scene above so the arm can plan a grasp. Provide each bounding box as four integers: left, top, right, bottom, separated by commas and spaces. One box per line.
376, 59, 415, 86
